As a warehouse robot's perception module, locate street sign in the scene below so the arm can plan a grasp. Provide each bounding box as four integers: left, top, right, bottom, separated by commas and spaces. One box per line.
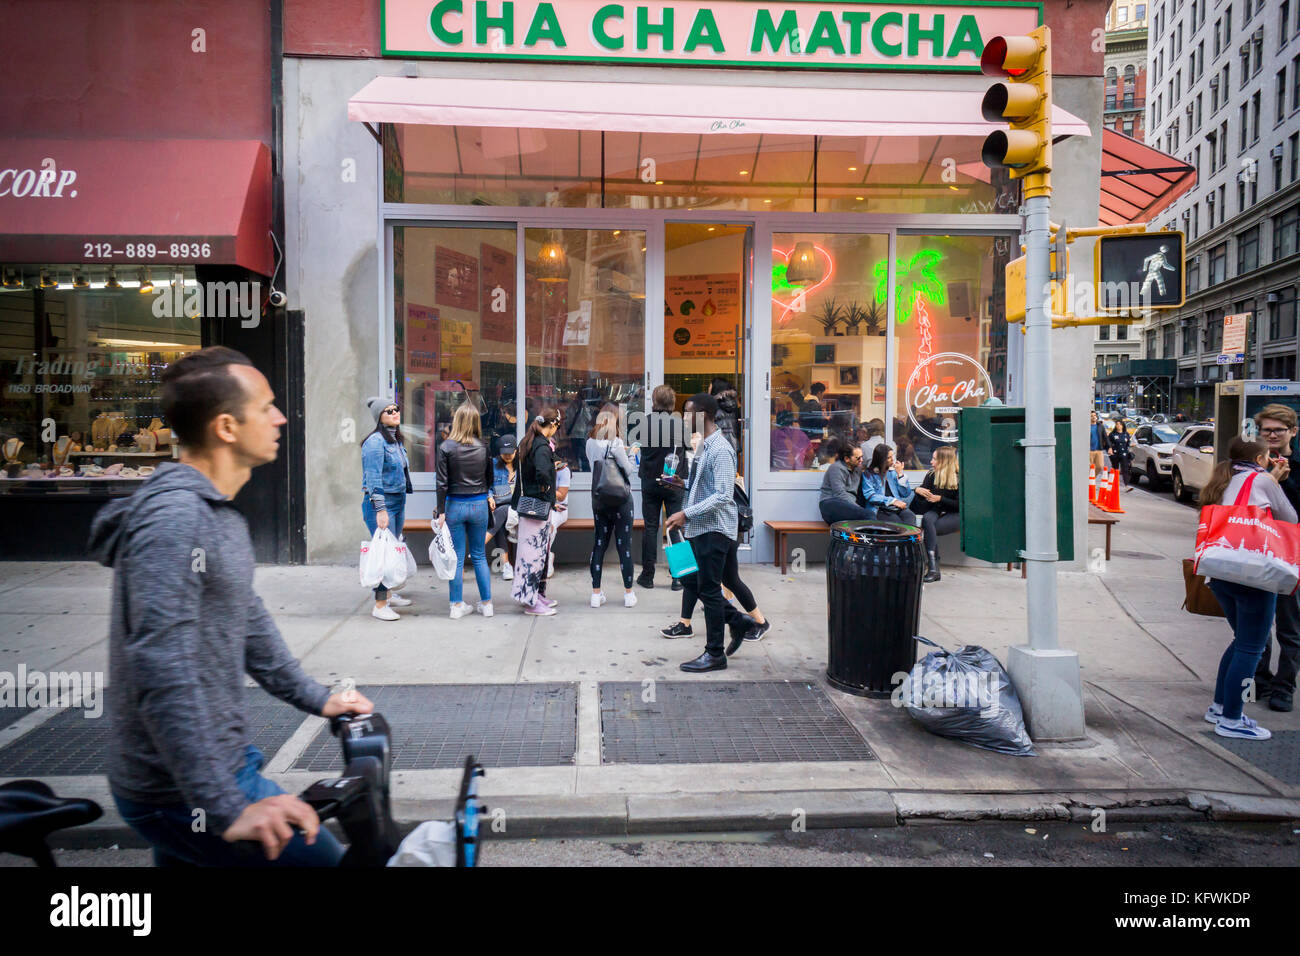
1094, 230, 1186, 313
1216, 353, 1245, 365
1223, 312, 1250, 353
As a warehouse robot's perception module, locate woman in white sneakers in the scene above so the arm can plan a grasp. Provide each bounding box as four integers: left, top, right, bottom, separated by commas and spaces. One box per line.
361, 397, 412, 622
434, 403, 496, 620
586, 406, 637, 609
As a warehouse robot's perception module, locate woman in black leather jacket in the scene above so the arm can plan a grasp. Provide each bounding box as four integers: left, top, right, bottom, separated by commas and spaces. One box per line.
434, 403, 497, 620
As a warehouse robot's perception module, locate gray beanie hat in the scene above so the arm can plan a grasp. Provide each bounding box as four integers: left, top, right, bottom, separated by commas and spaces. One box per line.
366, 396, 391, 423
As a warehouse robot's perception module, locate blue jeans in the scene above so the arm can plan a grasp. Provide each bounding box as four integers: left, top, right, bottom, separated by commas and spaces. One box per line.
363, 492, 406, 600
447, 494, 491, 605
112, 745, 346, 867
1209, 579, 1277, 721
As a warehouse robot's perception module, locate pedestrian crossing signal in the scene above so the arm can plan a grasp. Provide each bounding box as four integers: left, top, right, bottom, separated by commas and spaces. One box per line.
1094, 231, 1185, 313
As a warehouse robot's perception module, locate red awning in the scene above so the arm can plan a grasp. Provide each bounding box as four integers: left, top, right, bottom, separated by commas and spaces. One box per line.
0, 139, 272, 275
1099, 129, 1196, 226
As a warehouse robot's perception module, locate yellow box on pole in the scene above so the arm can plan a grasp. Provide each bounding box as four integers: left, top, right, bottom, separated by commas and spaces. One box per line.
1005, 250, 1070, 322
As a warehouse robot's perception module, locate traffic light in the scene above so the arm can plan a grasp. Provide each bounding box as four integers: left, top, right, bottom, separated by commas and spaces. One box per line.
980, 25, 1052, 198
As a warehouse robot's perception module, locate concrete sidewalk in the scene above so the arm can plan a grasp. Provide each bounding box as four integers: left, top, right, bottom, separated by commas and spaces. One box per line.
2, 487, 1298, 839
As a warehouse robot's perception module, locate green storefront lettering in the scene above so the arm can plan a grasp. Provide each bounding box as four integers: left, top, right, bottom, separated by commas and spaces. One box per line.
804, 10, 845, 55
523, 1, 566, 47
636, 5, 674, 51
475, 0, 514, 46
945, 14, 984, 58
871, 10, 903, 57
593, 3, 624, 50
751, 9, 801, 54
683, 8, 725, 53
906, 13, 944, 57
841, 11, 872, 55
430, 0, 463, 44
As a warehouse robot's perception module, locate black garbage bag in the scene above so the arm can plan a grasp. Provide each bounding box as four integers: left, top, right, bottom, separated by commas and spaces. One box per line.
894, 636, 1036, 756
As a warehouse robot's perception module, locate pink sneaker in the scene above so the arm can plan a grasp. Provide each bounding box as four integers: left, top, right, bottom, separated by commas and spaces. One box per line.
541, 595, 558, 607
524, 600, 556, 616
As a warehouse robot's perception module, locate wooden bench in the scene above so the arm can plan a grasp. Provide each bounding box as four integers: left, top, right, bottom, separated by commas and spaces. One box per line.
765, 519, 830, 574
404, 517, 645, 534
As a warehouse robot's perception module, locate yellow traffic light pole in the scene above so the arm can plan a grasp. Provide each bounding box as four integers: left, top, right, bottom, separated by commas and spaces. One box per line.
981, 25, 1085, 740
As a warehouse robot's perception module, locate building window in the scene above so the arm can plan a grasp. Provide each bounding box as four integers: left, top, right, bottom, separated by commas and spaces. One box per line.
1163, 324, 1176, 357
1240, 102, 1249, 150
1252, 91, 1262, 142
1209, 242, 1228, 283
1182, 318, 1197, 354
1137, 3, 1147, 20
1270, 287, 1297, 339
1145, 328, 1157, 357
1120, 5, 1129, 23
1293, 53, 1300, 110
1187, 256, 1201, 293
1275, 205, 1300, 259
1117, 323, 1129, 340
1123, 118, 1135, 136
1238, 225, 1261, 273
1207, 310, 1224, 351
1279, 69, 1290, 124
1291, 132, 1300, 182
1099, 323, 1110, 340
1275, 149, 1285, 191
1285, 1, 1294, 49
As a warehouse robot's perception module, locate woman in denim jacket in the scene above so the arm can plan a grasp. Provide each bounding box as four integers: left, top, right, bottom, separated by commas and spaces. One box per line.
361, 396, 413, 621
861, 443, 917, 526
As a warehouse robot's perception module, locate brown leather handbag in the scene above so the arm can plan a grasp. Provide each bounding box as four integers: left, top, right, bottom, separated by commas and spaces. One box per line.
1182, 558, 1225, 617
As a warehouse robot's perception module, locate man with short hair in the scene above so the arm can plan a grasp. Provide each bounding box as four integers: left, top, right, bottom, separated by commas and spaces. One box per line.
1253, 403, 1300, 712
90, 346, 373, 865
1088, 410, 1108, 475
666, 394, 755, 672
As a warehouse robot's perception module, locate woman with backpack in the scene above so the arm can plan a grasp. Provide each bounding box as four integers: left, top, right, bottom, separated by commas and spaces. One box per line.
586, 406, 637, 609
1198, 436, 1297, 741
434, 403, 496, 620
360, 397, 413, 622
511, 408, 561, 616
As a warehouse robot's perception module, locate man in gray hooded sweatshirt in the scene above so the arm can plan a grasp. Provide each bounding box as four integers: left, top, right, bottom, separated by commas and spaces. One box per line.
90, 346, 373, 866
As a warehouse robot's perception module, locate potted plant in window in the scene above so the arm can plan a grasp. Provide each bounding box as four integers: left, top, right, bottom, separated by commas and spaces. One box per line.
860, 299, 887, 336
815, 297, 845, 336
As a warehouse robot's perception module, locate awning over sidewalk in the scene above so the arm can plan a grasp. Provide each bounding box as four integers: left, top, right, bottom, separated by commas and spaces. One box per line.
0, 139, 273, 275
347, 75, 1092, 139
1098, 129, 1196, 226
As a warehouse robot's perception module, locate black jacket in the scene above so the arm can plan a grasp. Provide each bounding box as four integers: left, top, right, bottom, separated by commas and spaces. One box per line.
715, 390, 741, 454
512, 437, 557, 506
912, 471, 959, 517
639, 411, 691, 480
1278, 449, 1300, 515
434, 438, 495, 517
1107, 429, 1133, 459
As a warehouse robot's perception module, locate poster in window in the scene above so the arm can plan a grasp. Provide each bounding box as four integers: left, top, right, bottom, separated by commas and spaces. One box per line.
441, 317, 473, 381
435, 246, 479, 312
480, 243, 514, 342
665, 273, 741, 359
406, 304, 440, 374
871, 367, 887, 404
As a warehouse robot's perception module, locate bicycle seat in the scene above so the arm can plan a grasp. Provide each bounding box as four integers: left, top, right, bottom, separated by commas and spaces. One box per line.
0, 780, 103, 853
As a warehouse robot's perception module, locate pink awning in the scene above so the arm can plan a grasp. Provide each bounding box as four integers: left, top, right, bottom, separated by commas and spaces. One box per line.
348, 76, 1091, 139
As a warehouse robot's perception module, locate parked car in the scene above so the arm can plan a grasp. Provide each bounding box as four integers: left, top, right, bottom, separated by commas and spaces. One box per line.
1170, 424, 1218, 502
1129, 422, 1190, 488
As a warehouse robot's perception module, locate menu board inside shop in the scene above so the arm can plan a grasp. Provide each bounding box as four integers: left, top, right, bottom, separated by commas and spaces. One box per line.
665, 273, 741, 359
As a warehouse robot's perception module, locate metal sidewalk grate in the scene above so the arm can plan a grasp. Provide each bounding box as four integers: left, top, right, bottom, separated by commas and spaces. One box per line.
292, 684, 577, 771
599, 680, 875, 764
0, 687, 308, 777
0, 706, 35, 732
1205, 729, 1300, 785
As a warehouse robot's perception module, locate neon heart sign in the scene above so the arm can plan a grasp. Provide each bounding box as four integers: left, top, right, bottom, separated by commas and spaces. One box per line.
772, 244, 834, 325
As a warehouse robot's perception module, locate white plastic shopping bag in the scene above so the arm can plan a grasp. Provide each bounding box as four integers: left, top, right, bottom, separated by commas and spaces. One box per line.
359, 529, 389, 589
402, 534, 418, 579
386, 820, 456, 867
505, 507, 519, 543
383, 534, 411, 590
428, 519, 459, 581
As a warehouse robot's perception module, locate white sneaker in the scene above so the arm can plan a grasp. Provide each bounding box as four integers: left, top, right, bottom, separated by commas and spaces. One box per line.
450, 602, 475, 620
590, 592, 607, 608
1215, 715, 1272, 740
502, 563, 514, 581
387, 593, 412, 607
624, 591, 637, 608
548, 553, 555, 579
476, 601, 494, 618
371, 604, 399, 622
1204, 703, 1223, 724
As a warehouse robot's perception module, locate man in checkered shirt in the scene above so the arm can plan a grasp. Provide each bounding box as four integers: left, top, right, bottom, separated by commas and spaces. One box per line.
665, 393, 756, 672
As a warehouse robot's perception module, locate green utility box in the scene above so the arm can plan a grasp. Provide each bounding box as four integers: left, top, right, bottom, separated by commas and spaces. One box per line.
958, 407, 1074, 563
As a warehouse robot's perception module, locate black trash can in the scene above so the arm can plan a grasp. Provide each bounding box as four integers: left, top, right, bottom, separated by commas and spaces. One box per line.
825, 520, 926, 698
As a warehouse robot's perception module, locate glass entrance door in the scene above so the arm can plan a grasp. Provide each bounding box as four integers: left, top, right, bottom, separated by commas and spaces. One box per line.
662, 222, 751, 476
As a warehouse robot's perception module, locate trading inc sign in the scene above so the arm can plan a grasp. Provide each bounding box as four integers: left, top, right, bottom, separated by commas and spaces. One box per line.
905, 352, 993, 443
383, 1, 1043, 70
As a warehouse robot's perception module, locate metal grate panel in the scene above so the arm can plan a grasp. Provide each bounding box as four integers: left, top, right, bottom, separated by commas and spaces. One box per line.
292, 684, 577, 771
0, 687, 308, 777
600, 680, 874, 764
0, 706, 35, 732
1206, 729, 1300, 785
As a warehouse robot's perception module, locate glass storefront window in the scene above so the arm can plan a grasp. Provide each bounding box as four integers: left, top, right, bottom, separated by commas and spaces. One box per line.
769, 231, 889, 472
392, 225, 519, 473
523, 227, 645, 473
1, 266, 200, 488
893, 234, 1011, 469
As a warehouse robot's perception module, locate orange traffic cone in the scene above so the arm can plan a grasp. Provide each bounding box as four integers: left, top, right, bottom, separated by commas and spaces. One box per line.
1101, 468, 1126, 514
1088, 465, 1097, 504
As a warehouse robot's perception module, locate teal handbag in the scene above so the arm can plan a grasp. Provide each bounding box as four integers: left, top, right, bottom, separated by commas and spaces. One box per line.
664, 528, 698, 579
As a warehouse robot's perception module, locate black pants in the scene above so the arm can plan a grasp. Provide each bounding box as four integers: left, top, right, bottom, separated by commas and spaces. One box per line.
686, 531, 749, 656
874, 507, 919, 527
819, 499, 873, 524
641, 481, 683, 573
1256, 588, 1300, 695
591, 499, 635, 589
921, 511, 960, 555
1110, 454, 1133, 485
682, 533, 757, 618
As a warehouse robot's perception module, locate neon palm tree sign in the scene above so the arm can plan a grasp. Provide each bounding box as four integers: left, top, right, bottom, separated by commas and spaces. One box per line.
873, 250, 946, 385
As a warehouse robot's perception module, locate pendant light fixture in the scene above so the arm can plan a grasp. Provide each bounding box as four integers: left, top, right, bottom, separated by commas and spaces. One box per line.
536, 232, 568, 283
73, 271, 90, 289
2, 269, 23, 289
137, 269, 153, 294
39, 269, 58, 289
785, 241, 820, 285
105, 267, 121, 289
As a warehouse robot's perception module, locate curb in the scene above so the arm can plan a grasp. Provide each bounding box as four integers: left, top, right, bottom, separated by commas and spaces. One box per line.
39, 789, 1300, 849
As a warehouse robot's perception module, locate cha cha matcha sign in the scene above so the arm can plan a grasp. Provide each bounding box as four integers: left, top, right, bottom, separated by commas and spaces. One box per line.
383, 1, 1043, 71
